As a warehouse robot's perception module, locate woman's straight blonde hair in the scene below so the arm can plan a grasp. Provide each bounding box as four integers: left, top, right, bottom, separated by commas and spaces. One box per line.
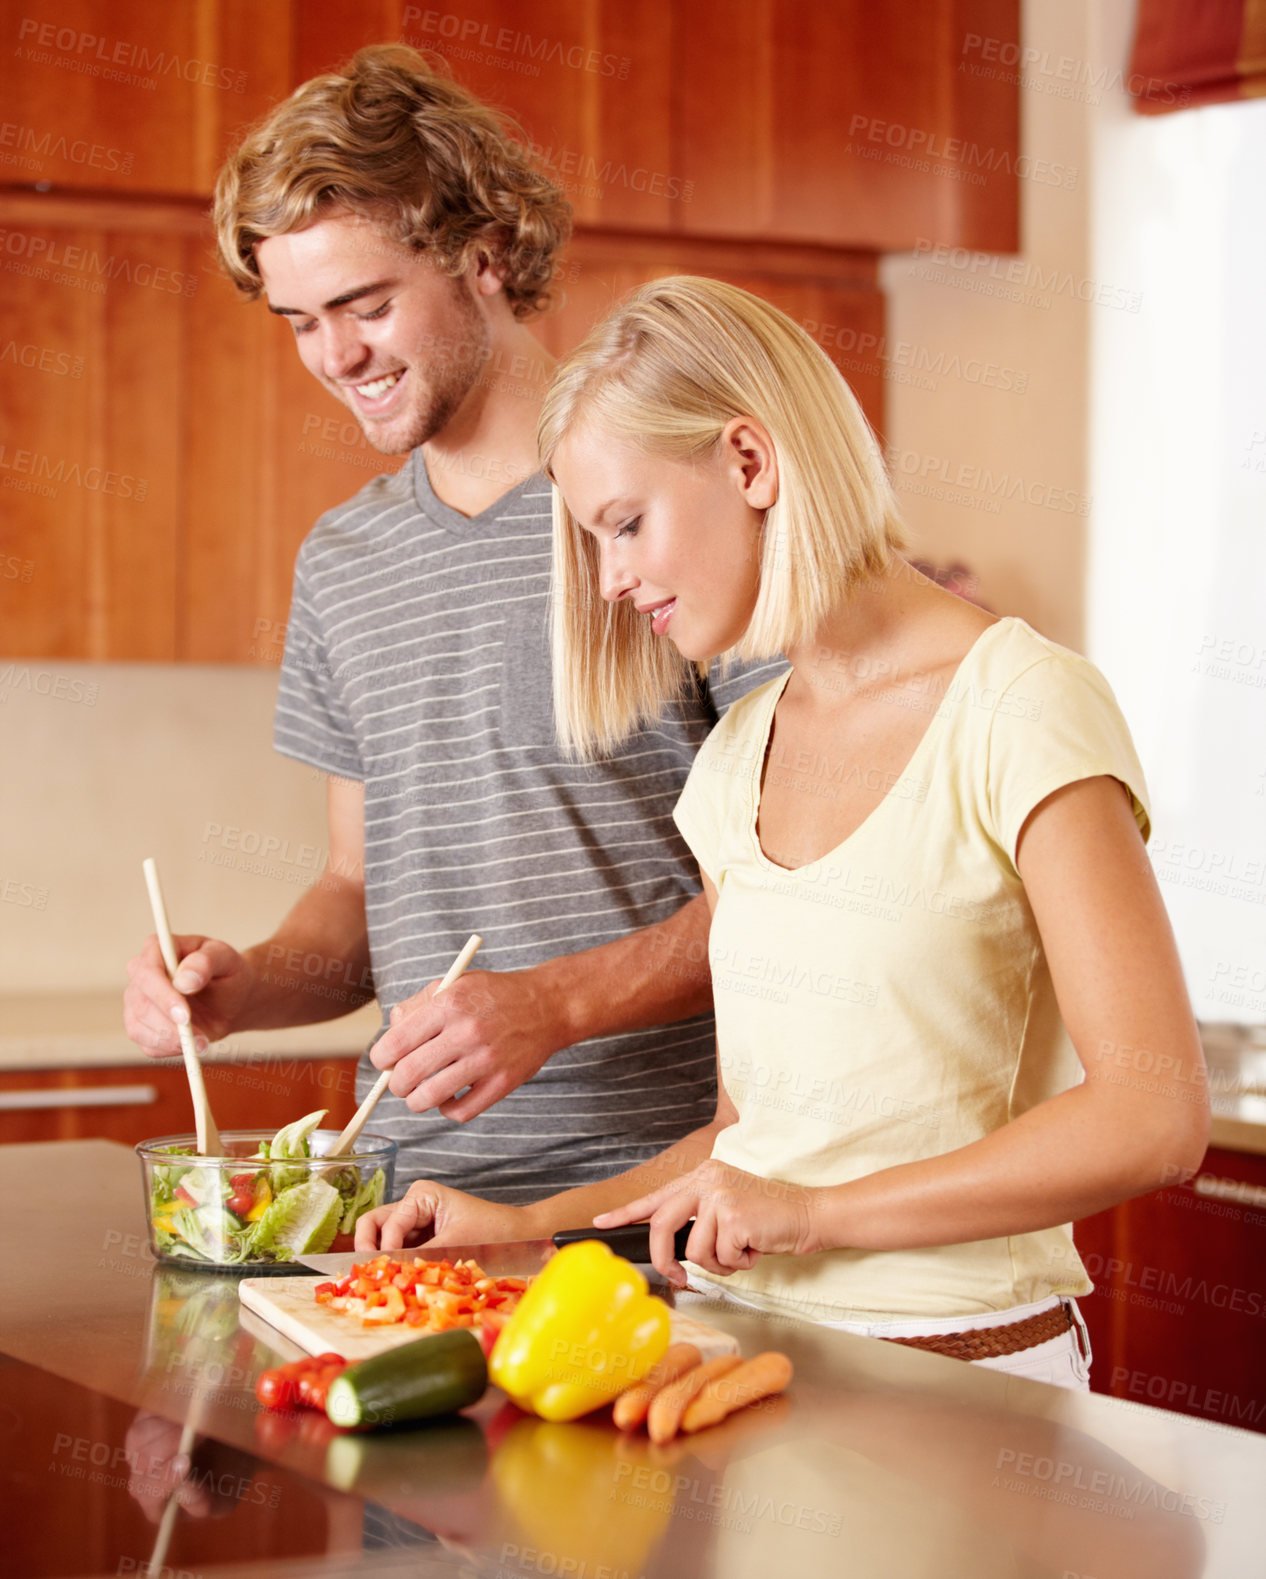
539, 275, 908, 758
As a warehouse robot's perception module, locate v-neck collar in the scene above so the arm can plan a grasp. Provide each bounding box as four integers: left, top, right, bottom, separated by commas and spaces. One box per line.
749, 618, 1013, 874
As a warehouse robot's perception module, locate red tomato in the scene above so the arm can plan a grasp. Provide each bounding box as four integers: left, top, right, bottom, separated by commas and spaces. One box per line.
255, 1369, 298, 1410
227, 1192, 254, 1217
307, 1363, 345, 1409
229, 1172, 257, 1191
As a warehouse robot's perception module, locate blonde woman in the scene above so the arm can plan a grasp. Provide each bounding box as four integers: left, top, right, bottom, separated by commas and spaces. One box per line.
362, 276, 1208, 1389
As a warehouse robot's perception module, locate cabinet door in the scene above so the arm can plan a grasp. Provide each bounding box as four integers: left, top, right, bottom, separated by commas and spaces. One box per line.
0, 0, 291, 196
0, 1059, 360, 1146
1075, 1148, 1266, 1433
541, 234, 887, 438
0, 192, 399, 661
363, 0, 1020, 251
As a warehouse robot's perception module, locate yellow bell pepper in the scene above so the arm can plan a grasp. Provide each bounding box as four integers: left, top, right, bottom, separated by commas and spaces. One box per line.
246, 1177, 273, 1222
490, 1241, 670, 1422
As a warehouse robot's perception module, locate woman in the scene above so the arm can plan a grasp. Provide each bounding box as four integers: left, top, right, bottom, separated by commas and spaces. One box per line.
359, 276, 1209, 1389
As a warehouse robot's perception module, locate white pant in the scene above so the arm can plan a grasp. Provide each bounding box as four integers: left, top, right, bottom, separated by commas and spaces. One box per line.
687, 1279, 1093, 1392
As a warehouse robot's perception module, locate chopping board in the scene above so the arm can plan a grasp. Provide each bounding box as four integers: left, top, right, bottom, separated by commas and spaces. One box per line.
239, 1275, 740, 1365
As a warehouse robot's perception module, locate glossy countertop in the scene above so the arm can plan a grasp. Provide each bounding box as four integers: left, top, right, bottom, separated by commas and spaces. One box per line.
2, 1140, 1265, 1578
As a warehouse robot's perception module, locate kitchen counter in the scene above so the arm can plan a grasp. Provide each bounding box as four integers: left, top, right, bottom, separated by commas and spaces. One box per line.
0, 992, 381, 1070
3, 1140, 1265, 1578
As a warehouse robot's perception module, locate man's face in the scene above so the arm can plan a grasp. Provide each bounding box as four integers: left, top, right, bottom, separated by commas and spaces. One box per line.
255, 209, 493, 455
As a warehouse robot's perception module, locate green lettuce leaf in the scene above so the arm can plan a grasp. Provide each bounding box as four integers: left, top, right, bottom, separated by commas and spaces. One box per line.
170, 1203, 241, 1262
267, 1109, 329, 1190
245, 1178, 343, 1259
338, 1167, 386, 1235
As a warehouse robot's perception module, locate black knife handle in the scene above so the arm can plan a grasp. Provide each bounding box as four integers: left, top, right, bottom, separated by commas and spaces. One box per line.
552, 1221, 693, 1262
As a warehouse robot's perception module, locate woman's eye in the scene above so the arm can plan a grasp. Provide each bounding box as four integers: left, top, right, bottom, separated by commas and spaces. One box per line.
360, 303, 390, 321
291, 319, 316, 337
614, 516, 641, 540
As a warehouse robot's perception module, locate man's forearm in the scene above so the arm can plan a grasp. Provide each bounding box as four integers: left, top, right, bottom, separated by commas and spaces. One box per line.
519, 1116, 728, 1237
533, 892, 713, 1049
238, 872, 374, 1030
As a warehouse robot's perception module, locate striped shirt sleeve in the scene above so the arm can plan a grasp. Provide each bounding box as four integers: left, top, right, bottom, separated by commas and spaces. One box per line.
273, 547, 364, 781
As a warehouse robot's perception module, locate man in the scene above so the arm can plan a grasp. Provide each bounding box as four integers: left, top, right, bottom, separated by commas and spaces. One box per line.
124, 45, 782, 1200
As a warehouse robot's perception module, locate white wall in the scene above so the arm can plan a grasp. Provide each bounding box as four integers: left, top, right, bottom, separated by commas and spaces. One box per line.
883, 0, 1265, 1024
1087, 5, 1266, 1024
881, 0, 1096, 650
0, 663, 327, 993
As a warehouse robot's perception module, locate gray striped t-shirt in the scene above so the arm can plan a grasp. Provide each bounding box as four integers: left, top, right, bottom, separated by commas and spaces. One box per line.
274, 452, 785, 1202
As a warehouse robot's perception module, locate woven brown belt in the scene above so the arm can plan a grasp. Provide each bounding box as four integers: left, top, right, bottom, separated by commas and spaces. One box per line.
879, 1302, 1073, 1362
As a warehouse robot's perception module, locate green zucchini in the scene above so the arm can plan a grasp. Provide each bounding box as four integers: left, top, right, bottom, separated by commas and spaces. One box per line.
325, 1329, 487, 1429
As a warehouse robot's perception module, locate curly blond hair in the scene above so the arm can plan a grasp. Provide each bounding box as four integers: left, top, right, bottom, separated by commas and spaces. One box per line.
213, 44, 572, 317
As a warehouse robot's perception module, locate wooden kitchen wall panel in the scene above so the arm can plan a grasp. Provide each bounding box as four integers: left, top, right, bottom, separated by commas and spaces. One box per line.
1, 0, 291, 197
0, 224, 98, 657
549, 232, 887, 433
99, 228, 185, 658
291, 0, 403, 85
181, 235, 275, 661
0, 212, 188, 660
676, 0, 1020, 252
289, 0, 1017, 252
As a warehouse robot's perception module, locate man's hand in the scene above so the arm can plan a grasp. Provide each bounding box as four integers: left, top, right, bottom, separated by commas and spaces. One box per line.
369, 969, 568, 1120
593, 1159, 820, 1289
124, 934, 258, 1057
354, 1179, 534, 1252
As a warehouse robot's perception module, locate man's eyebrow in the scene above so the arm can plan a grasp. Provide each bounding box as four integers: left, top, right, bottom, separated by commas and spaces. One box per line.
268, 279, 397, 316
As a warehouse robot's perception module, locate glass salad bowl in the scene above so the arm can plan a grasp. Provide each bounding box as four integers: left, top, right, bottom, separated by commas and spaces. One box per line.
136, 1111, 396, 1271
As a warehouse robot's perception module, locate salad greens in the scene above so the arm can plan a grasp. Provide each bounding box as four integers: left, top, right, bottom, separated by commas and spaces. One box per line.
146, 1109, 387, 1267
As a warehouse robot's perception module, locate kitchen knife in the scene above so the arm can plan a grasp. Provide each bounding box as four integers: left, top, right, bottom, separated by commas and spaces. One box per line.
552, 1221, 694, 1262
297, 1222, 694, 1276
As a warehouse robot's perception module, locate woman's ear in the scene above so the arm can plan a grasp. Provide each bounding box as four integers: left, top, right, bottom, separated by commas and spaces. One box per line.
721, 417, 779, 511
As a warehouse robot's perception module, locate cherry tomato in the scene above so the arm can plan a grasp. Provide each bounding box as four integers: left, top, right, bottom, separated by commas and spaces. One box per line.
229, 1172, 258, 1191
255, 1368, 298, 1410
228, 1192, 254, 1217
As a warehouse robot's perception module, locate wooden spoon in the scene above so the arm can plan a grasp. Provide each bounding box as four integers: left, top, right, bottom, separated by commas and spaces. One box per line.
142, 857, 222, 1156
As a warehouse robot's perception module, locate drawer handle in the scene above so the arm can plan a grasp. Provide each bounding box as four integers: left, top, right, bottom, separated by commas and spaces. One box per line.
0, 1085, 158, 1111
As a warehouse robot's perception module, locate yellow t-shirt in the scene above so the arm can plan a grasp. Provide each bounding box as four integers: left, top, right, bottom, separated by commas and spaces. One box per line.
673, 617, 1150, 1323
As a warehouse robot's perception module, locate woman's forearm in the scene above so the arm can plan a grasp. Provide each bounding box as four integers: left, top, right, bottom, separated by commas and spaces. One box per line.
812, 1079, 1209, 1254
520, 1117, 730, 1237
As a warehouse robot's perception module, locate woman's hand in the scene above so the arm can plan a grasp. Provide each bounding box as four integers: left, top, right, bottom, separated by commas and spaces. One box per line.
593, 1159, 820, 1288
354, 1179, 533, 1252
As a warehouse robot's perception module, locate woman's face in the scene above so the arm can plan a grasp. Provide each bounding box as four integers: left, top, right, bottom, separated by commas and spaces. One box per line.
551, 417, 777, 663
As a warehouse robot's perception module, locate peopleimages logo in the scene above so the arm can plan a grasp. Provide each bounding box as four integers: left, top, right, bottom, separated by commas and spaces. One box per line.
0, 119, 131, 173
15, 17, 247, 92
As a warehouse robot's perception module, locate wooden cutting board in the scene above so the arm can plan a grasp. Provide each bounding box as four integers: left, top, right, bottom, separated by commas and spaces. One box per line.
239, 1275, 740, 1364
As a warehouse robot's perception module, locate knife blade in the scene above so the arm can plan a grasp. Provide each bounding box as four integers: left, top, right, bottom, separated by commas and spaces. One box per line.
298, 1222, 694, 1276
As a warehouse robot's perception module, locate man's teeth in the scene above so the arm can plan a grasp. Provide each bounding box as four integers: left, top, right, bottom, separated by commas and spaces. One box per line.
357, 372, 402, 400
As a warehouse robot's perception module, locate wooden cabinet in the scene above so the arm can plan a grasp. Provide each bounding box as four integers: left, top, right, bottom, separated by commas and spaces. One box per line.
1075, 1146, 1266, 1435
0, 1058, 360, 1146
1, 0, 290, 196
0, 0, 1018, 661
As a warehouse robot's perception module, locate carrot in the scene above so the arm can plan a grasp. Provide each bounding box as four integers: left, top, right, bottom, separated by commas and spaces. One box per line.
679, 1352, 793, 1435
647, 1355, 743, 1445
613, 1343, 703, 1431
